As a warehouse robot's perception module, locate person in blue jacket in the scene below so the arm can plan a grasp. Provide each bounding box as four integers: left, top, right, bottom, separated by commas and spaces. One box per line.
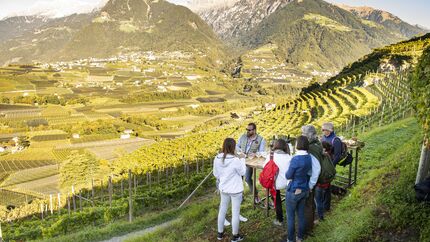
285, 136, 312, 242
321, 122, 342, 166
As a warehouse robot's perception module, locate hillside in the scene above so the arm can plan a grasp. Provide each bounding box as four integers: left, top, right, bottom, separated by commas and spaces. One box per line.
337, 4, 426, 38
241, 0, 416, 70
0, 15, 49, 43
0, 0, 226, 66
200, 0, 427, 76
0, 13, 95, 65
0, 31, 429, 242
37, 118, 429, 242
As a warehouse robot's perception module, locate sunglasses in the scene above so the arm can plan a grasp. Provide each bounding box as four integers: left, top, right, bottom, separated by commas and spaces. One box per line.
246, 129, 254, 132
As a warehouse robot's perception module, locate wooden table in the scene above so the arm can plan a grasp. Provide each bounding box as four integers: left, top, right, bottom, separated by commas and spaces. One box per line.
245, 157, 272, 216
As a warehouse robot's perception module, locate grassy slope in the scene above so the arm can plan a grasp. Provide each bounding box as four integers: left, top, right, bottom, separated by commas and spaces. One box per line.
126, 118, 429, 242
307, 118, 429, 242
45, 118, 429, 242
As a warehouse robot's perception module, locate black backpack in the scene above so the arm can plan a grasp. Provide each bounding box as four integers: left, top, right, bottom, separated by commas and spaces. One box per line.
332, 137, 353, 167
415, 176, 430, 202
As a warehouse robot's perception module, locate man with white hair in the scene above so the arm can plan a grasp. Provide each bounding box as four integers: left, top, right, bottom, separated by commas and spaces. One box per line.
301, 125, 321, 232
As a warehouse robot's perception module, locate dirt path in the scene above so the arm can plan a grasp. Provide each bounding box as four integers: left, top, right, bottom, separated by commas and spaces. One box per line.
101, 219, 179, 242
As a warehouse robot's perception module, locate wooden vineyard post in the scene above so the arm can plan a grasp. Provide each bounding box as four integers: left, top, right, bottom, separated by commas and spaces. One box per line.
91, 178, 95, 199
379, 105, 385, 127
57, 193, 61, 214
100, 180, 104, 202
128, 169, 133, 222
196, 158, 199, 173
41, 203, 44, 220
202, 159, 204, 172
183, 155, 186, 174
108, 176, 113, 207
50, 194, 53, 215
72, 186, 76, 211
134, 175, 137, 195
121, 179, 124, 195
352, 118, 356, 137
79, 191, 82, 211
165, 168, 169, 189
67, 196, 71, 215
149, 172, 152, 190
171, 167, 174, 187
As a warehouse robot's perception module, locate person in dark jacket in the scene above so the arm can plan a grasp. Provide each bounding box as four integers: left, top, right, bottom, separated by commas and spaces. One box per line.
321, 122, 342, 166
285, 136, 312, 242
319, 122, 341, 215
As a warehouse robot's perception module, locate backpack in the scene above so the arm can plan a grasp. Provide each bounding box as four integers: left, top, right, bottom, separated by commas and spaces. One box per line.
318, 153, 336, 184
332, 137, 353, 167
259, 152, 279, 189
415, 176, 430, 202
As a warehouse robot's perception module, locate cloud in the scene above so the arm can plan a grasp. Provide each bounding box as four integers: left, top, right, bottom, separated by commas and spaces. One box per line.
3, 0, 109, 19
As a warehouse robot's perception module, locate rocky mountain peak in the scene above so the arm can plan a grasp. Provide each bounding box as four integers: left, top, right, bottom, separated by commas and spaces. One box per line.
198, 0, 294, 41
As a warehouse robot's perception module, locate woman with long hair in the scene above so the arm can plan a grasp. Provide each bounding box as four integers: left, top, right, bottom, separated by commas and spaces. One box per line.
213, 138, 246, 242
264, 139, 292, 226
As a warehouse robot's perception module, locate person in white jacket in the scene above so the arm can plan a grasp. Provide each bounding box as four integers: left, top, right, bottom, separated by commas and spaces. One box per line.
213, 138, 246, 242
263, 139, 292, 226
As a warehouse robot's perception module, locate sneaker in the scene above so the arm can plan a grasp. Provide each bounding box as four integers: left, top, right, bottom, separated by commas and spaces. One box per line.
231, 234, 244, 242
254, 196, 261, 204
273, 219, 283, 226
239, 214, 248, 222
217, 232, 224, 240
224, 219, 231, 226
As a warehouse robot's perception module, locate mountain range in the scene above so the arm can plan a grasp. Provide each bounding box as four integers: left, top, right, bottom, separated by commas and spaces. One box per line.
0, 0, 225, 66
199, 0, 426, 72
0, 0, 427, 74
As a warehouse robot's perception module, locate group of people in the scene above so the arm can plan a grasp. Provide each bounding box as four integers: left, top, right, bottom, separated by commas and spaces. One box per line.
213, 122, 343, 242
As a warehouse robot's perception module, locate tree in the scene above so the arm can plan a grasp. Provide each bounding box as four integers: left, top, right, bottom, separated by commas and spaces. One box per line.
411, 46, 430, 184
60, 152, 101, 191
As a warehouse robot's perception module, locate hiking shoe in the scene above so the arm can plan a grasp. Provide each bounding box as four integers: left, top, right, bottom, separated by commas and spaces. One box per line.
217, 232, 224, 240
231, 234, 244, 242
224, 219, 231, 226
239, 214, 248, 222
273, 219, 283, 226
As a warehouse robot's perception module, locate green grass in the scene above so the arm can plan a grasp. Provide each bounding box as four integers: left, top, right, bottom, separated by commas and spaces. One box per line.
307, 117, 428, 242
37, 208, 181, 242
123, 118, 429, 242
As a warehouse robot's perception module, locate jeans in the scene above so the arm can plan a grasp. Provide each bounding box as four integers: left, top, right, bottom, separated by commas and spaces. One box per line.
218, 192, 243, 235
315, 186, 331, 219
286, 190, 308, 241
245, 166, 258, 195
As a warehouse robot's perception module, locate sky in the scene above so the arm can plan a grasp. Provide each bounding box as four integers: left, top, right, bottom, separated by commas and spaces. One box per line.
0, 0, 429, 29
